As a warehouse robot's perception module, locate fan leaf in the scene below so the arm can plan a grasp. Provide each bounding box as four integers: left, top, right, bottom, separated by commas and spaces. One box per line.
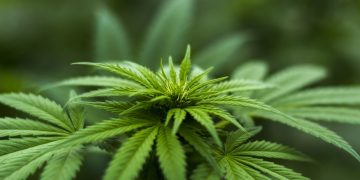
256, 65, 326, 102
254, 111, 360, 162
41, 146, 83, 180
0, 93, 73, 132
285, 107, 360, 124
104, 126, 159, 180
233, 140, 312, 162
156, 126, 186, 180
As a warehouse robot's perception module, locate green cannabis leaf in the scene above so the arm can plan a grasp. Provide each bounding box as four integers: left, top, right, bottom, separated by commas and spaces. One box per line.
0, 92, 85, 180
211, 127, 311, 180
232, 62, 360, 162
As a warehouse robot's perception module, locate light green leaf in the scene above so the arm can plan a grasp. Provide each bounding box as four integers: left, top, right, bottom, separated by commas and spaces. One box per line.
81, 101, 133, 114
0, 140, 64, 179
41, 147, 83, 180
168, 57, 178, 83
285, 107, 360, 124
272, 87, 360, 106
42, 76, 141, 90
233, 140, 312, 162
172, 108, 187, 134
236, 157, 309, 180
66, 91, 85, 130
0, 140, 63, 162
209, 80, 273, 94
57, 118, 156, 148
231, 61, 268, 98
224, 127, 262, 153
254, 111, 360, 162
68, 88, 119, 101
2, 152, 53, 180
0, 93, 73, 132
0, 138, 57, 156
156, 126, 186, 180
187, 67, 213, 87
0, 130, 65, 138
122, 61, 163, 89
219, 157, 254, 180
240, 164, 271, 180
256, 65, 327, 102
232, 61, 268, 81
73, 62, 152, 87
197, 105, 244, 131
188, 76, 228, 93
104, 126, 159, 180
186, 107, 221, 146
0, 117, 66, 134
165, 109, 176, 126
179, 128, 221, 174
179, 45, 191, 84
198, 95, 274, 113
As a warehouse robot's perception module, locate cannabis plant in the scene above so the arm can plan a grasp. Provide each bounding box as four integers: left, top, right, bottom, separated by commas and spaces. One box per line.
1, 47, 359, 180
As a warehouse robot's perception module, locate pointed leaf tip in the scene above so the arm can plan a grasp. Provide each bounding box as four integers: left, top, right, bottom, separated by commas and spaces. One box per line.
185, 45, 191, 59
179, 46, 192, 83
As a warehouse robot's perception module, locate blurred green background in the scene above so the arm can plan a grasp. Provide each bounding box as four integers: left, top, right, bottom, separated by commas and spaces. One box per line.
1, 0, 360, 179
